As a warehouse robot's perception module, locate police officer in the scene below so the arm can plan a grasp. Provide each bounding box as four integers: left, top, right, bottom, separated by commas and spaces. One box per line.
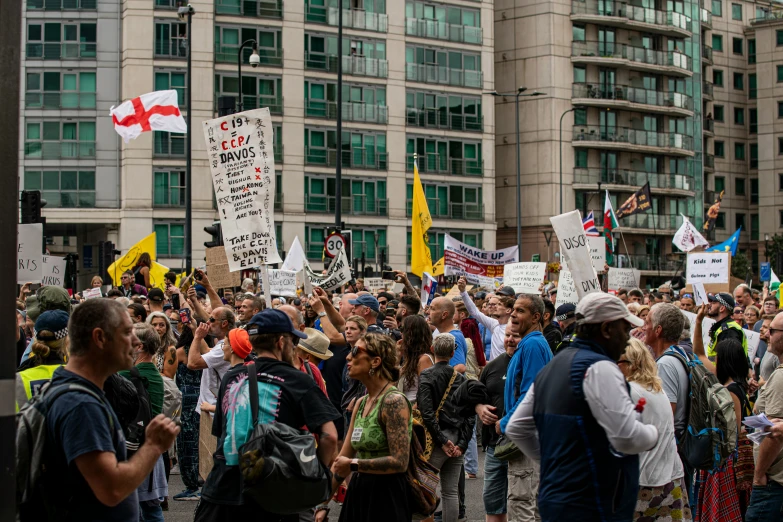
705, 292, 747, 361
554, 304, 577, 354
16, 310, 69, 410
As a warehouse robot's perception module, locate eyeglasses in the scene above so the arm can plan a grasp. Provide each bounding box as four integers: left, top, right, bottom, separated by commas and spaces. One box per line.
770, 328, 783, 335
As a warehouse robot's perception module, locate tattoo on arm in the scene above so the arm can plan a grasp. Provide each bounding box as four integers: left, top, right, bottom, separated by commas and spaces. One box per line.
167, 348, 176, 366
357, 393, 410, 474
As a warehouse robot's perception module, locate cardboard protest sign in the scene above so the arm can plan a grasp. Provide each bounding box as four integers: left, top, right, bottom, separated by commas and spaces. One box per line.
607, 268, 641, 291
504, 262, 546, 294
203, 108, 282, 272
363, 278, 389, 293
83, 287, 103, 299
41, 256, 67, 287
305, 247, 352, 292
258, 269, 297, 297
587, 236, 606, 274
685, 252, 730, 294
18, 224, 43, 283
550, 211, 600, 299
555, 270, 579, 308
206, 247, 241, 288
692, 282, 708, 306
443, 234, 518, 280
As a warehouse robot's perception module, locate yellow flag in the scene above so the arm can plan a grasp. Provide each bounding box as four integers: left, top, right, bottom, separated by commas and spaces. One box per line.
411, 155, 433, 277
432, 257, 445, 277
107, 232, 159, 286
148, 261, 171, 290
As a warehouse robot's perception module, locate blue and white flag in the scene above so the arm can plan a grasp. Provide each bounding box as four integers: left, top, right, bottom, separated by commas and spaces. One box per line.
706, 227, 741, 256
421, 272, 437, 305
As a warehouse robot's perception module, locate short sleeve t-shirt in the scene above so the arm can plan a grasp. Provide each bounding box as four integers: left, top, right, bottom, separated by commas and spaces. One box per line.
45, 367, 138, 521
656, 349, 690, 440
119, 362, 164, 416
448, 330, 468, 367
755, 366, 783, 486
196, 341, 229, 415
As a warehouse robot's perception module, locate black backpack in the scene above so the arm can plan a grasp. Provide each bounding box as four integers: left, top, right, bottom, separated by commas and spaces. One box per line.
124, 367, 153, 455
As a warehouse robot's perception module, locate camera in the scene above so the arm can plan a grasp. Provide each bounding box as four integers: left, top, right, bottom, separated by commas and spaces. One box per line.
249, 52, 260, 68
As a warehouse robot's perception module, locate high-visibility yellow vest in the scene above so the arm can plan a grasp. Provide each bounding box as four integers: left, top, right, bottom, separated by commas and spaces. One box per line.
15, 364, 61, 411
706, 321, 747, 359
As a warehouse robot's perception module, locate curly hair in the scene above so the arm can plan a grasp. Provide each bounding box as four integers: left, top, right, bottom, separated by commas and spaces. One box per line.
624, 338, 662, 393
400, 315, 433, 389
363, 332, 400, 382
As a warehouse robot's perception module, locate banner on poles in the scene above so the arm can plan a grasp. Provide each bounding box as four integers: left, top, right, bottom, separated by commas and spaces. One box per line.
443, 234, 518, 281
305, 247, 352, 292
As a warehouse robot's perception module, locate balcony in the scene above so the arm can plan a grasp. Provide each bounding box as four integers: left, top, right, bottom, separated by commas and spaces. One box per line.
214, 93, 283, 114
214, 45, 282, 66
304, 100, 388, 124
701, 7, 712, 27
703, 117, 714, 134
618, 213, 684, 232
305, 148, 388, 170
572, 82, 693, 113
573, 168, 695, 193
305, 53, 389, 78
215, 0, 283, 19
305, 6, 388, 32
752, 9, 783, 24
405, 108, 483, 132
621, 254, 680, 271
26, 42, 97, 60
406, 199, 484, 220
306, 243, 324, 260
702, 80, 713, 99
274, 143, 282, 163
702, 44, 713, 63
154, 0, 179, 9
25, 92, 96, 109
570, 0, 691, 37
406, 154, 483, 177
405, 63, 483, 88
572, 125, 694, 154
704, 153, 714, 171
405, 18, 483, 44
154, 40, 187, 58
27, 0, 96, 8
24, 141, 96, 159
305, 195, 389, 216
572, 41, 691, 76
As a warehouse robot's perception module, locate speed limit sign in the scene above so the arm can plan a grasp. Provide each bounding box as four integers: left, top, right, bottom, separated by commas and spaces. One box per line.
324, 233, 346, 258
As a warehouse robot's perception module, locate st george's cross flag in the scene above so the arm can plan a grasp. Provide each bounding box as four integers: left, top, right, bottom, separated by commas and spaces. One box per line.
110, 90, 187, 143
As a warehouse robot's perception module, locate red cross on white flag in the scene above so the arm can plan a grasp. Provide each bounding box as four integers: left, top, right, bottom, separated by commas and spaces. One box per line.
110, 90, 187, 143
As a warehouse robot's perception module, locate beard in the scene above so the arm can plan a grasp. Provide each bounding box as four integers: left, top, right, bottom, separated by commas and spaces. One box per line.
707, 307, 719, 317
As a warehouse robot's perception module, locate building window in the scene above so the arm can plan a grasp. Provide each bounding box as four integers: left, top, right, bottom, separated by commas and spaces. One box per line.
153, 132, 185, 157
712, 0, 722, 16
351, 228, 387, 260
304, 175, 388, 216
405, 44, 479, 87
25, 71, 96, 110
778, 65, 783, 83
734, 73, 744, 90
715, 141, 725, 157
717, 212, 726, 229
732, 3, 742, 20
752, 214, 759, 240
736, 213, 745, 231
778, 30, 783, 46
154, 223, 184, 256
574, 108, 587, 126
779, 137, 783, 155
153, 170, 185, 207
713, 34, 723, 52
780, 174, 783, 191
404, 183, 482, 220
749, 39, 756, 63
733, 37, 743, 55
305, 226, 325, 259
734, 108, 744, 125
715, 176, 725, 193
154, 70, 187, 108
714, 105, 724, 122
713, 69, 724, 87
779, 102, 783, 118
735, 142, 745, 160
735, 178, 745, 195
215, 26, 283, 66
750, 108, 758, 134
573, 25, 585, 42
751, 143, 759, 168
750, 73, 757, 99
573, 66, 586, 83
25, 22, 97, 59
780, 210, 783, 228
23, 170, 95, 208
575, 149, 588, 168
154, 20, 187, 58
24, 120, 96, 159
751, 178, 759, 204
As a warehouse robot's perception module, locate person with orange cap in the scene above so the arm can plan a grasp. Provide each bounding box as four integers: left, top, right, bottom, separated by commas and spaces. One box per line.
200, 329, 253, 414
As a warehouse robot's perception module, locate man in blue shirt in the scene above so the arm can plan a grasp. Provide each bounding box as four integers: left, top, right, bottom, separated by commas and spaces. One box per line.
428, 297, 467, 374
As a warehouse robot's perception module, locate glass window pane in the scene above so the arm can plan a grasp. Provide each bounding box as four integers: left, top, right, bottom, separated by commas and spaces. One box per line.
154, 225, 169, 254
79, 171, 95, 190
223, 28, 239, 45
26, 123, 40, 140
62, 74, 77, 91
43, 171, 59, 190
80, 72, 96, 92
27, 73, 40, 91
61, 171, 77, 190
25, 171, 41, 190
43, 122, 60, 140
155, 72, 169, 90
79, 122, 95, 140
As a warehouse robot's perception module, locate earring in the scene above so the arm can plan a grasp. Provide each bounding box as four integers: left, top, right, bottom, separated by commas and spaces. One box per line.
369, 368, 375, 377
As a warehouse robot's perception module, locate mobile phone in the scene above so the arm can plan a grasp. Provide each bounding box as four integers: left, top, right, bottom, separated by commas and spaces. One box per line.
179, 308, 191, 324
194, 270, 203, 281
385, 308, 396, 318
172, 294, 181, 310
382, 271, 396, 280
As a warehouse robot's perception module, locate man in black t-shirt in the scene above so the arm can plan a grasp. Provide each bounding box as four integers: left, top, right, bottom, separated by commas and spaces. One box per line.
196, 309, 340, 521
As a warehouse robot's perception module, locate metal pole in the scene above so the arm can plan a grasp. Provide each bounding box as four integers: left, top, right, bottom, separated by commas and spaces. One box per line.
184, 7, 193, 273
335, 0, 343, 227
559, 107, 575, 215
237, 39, 256, 112
515, 92, 521, 250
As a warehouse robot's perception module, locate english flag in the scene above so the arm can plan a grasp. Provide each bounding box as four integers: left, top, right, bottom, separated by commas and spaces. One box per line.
110, 90, 187, 143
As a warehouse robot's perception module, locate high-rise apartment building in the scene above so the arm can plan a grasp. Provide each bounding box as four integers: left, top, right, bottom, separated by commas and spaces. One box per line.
494, 0, 781, 285
19, 0, 496, 287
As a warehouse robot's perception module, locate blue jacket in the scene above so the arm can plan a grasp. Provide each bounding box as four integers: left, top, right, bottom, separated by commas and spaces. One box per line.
532, 339, 639, 522
500, 330, 552, 432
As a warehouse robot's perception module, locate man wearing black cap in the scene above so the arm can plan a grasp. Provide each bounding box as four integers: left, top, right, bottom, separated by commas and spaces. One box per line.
705, 292, 747, 361
148, 288, 165, 313
554, 304, 577, 354
541, 300, 561, 354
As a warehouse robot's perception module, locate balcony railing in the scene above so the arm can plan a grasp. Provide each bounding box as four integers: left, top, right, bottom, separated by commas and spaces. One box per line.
702, 44, 713, 62
572, 83, 693, 110
305, 100, 388, 124
215, 0, 283, 19
305, 53, 389, 78
214, 45, 282, 66
306, 243, 325, 260
305, 148, 388, 170
215, 93, 283, 114
571, 0, 691, 32
619, 213, 684, 231
25, 92, 96, 109
703, 117, 714, 133
704, 153, 714, 168
406, 199, 483, 220
305, 6, 388, 32
621, 254, 680, 271
28, 0, 96, 8
573, 168, 694, 191
26, 42, 97, 60
154, 0, 179, 9
406, 154, 483, 177
154, 139, 186, 158
154, 40, 188, 58
703, 81, 713, 97
572, 41, 690, 72
305, 195, 388, 216
405, 18, 483, 44
701, 7, 712, 26
751, 9, 783, 23
573, 125, 694, 151
405, 108, 483, 132
405, 63, 483, 88
24, 141, 96, 159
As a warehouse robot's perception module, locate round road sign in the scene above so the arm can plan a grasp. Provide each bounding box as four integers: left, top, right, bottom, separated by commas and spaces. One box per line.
324, 233, 346, 258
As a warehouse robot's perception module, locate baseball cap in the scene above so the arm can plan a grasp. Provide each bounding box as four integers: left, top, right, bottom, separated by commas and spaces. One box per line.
555, 303, 576, 321
575, 293, 644, 328
298, 328, 333, 360
246, 309, 308, 339
35, 310, 69, 341
349, 294, 380, 313
708, 292, 735, 310
148, 288, 165, 302
496, 286, 516, 297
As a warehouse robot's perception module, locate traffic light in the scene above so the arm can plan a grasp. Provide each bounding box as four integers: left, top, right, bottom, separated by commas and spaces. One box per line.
204, 222, 223, 248
21, 190, 46, 224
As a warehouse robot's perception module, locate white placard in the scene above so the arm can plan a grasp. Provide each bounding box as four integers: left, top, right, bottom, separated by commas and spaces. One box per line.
203, 108, 282, 272
555, 270, 579, 308
550, 211, 600, 299
258, 269, 297, 297
305, 247, 352, 292
41, 256, 67, 287
692, 282, 708, 305
363, 278, 389, 293
587, 236, 606, 274
504, 262, 547, 294
608, 268, 641, 291
83, 287, 103, 299
18, 224, 43, 283
686, 252, 730, 284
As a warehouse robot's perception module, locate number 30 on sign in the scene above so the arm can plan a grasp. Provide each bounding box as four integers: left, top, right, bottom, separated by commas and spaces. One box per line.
324, 233, 346, 258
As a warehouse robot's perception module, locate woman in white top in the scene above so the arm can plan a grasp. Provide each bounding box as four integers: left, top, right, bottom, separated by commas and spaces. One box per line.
619, 338, 692, 522
397, 315, 434, 403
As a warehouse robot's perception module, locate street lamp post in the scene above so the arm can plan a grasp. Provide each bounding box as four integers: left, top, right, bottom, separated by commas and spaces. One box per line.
178, 2, 195, 273
486, 88, 545, 250
559, 107, 577, 215
237, 39, 259, 112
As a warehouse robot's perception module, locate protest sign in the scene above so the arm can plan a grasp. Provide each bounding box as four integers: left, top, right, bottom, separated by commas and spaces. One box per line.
83, 287, 103, 299
685, 252, 731, 293
550, 210, 600, 299
504, 262, 546, 294
555, 270, 578, 308
206, 247, 241, 288
18, 224, 43, 283
607, 268, 641, 291
692, 282, 708, 305
681, 310, 761, 361
203, 108, 282, 272
41, 256, 67, 287
363, 278, 389, 293
587, 236, 606, 274
443, 234, 518, 279
258, 269, 297, 297
305, 247, 352, 292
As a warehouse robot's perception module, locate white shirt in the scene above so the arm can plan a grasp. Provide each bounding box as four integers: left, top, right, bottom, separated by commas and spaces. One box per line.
195, 340, 229, 415
461, 291, 507, 361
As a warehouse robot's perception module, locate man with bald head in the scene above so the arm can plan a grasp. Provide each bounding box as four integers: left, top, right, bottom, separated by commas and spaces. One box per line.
428, 296, 467, 373
734, 283, 754, 308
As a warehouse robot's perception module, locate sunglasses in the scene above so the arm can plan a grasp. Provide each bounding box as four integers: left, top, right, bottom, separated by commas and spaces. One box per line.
378, 300, 388, 305
681, 293, 693, 299
350, 345, 374, 358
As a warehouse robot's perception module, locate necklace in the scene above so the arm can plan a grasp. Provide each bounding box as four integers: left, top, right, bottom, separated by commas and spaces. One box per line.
365, 381, 390, 413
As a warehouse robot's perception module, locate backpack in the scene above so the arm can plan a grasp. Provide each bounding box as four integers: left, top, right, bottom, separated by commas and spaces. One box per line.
124, 366, 153, 455
665, 350, 738, 471
238, 361, 332, 514
16, 381, 113, 521
161, 375, 182, 422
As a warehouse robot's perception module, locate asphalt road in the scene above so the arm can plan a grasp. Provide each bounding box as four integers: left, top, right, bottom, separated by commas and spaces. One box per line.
164, 449, 488, 522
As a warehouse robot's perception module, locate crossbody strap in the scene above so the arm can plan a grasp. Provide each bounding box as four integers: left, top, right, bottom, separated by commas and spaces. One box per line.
435, 370, 457, 421
246, 362, 259, 427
